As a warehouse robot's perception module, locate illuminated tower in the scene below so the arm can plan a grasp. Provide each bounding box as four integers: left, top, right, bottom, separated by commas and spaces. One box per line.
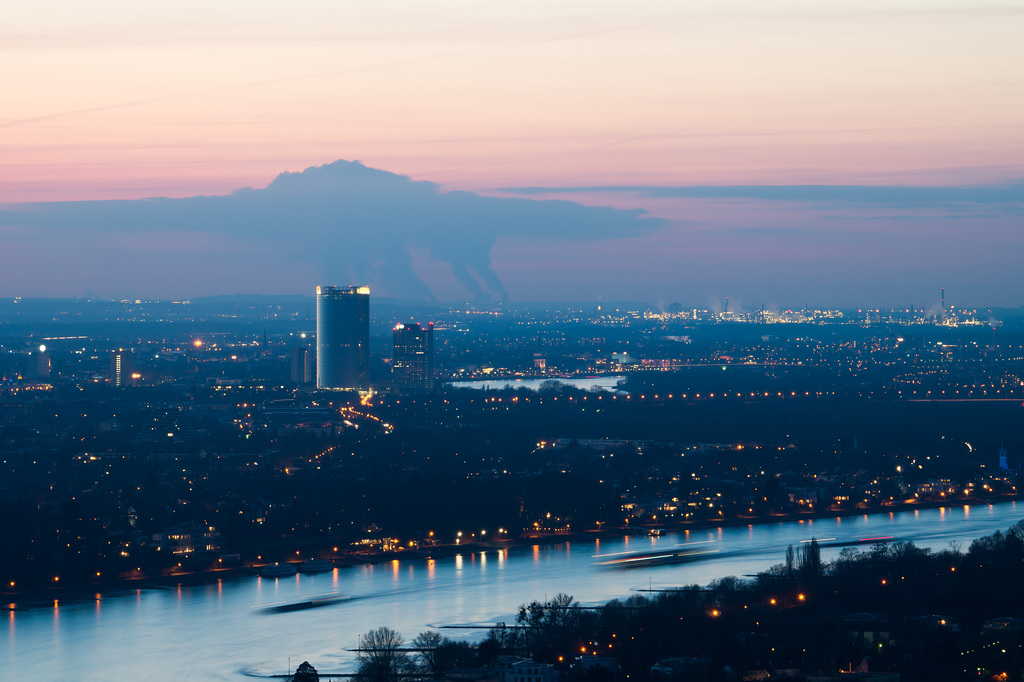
316, 285, 370, 391
110, 349, 133, 387
392, 322, 434, 394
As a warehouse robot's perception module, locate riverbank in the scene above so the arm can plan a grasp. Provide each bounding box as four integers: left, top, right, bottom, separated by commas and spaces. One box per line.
514, 494, 1021, 550
4, 494, 1018, 607
636, 494, 1022, 537
8, 503, 1024, 681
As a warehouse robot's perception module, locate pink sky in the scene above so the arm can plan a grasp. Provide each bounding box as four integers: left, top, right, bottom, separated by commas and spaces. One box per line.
5, 0, 1023, 203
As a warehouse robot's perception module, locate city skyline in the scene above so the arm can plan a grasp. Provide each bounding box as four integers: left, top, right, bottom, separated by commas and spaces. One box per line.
3, 265, 1024, 679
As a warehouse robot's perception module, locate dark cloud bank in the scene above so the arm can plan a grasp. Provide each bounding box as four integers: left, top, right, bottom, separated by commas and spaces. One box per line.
3, 162, 1023, 305
0, 160, 663, 300
506, 183, 1024, 208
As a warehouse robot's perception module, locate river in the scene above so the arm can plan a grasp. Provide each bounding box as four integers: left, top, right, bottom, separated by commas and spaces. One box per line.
446, 376, 626, 393
4, 502, 1020, 681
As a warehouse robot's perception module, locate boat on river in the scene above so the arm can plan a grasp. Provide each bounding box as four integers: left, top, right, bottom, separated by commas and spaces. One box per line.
266, 595, 350, 613
298, 559, 336, 573
599, 547, 720, 568
259, 562, 298, 577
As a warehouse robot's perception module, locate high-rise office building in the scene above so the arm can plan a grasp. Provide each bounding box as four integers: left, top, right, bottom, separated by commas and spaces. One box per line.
392, 322, 434, 394
291, 346, 314, 385
110, 350, 133, 387
25, 345, 50, 380
316, 285, 370, 391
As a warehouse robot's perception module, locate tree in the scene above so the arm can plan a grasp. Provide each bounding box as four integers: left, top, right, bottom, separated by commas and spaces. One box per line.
293, 661, 320, 682
798, 537, 823, 582
516, 593, 582, 661
357, 626, 412, 682
412, 630, 445, 679
539, 380, 565, 393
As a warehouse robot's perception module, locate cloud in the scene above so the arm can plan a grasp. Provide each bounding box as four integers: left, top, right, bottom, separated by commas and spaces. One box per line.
504, 182, 1024, 208
0, 160, 663, 300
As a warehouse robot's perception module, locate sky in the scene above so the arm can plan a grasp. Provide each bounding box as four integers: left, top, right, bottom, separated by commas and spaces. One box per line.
3, 1, 1023, 306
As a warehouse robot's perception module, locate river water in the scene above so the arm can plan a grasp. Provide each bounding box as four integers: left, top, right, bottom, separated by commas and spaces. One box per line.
446, 376, 626, 393
4, 502, 1020, 681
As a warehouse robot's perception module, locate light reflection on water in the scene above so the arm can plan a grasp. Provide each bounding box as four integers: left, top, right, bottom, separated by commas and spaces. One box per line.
3, 502, 1020, 681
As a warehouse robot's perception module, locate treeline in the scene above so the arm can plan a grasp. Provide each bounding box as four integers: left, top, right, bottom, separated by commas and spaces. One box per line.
332, 521, 1024, 682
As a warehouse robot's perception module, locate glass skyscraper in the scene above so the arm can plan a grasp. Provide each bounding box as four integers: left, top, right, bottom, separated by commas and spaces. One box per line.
316, 285, 370, 391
